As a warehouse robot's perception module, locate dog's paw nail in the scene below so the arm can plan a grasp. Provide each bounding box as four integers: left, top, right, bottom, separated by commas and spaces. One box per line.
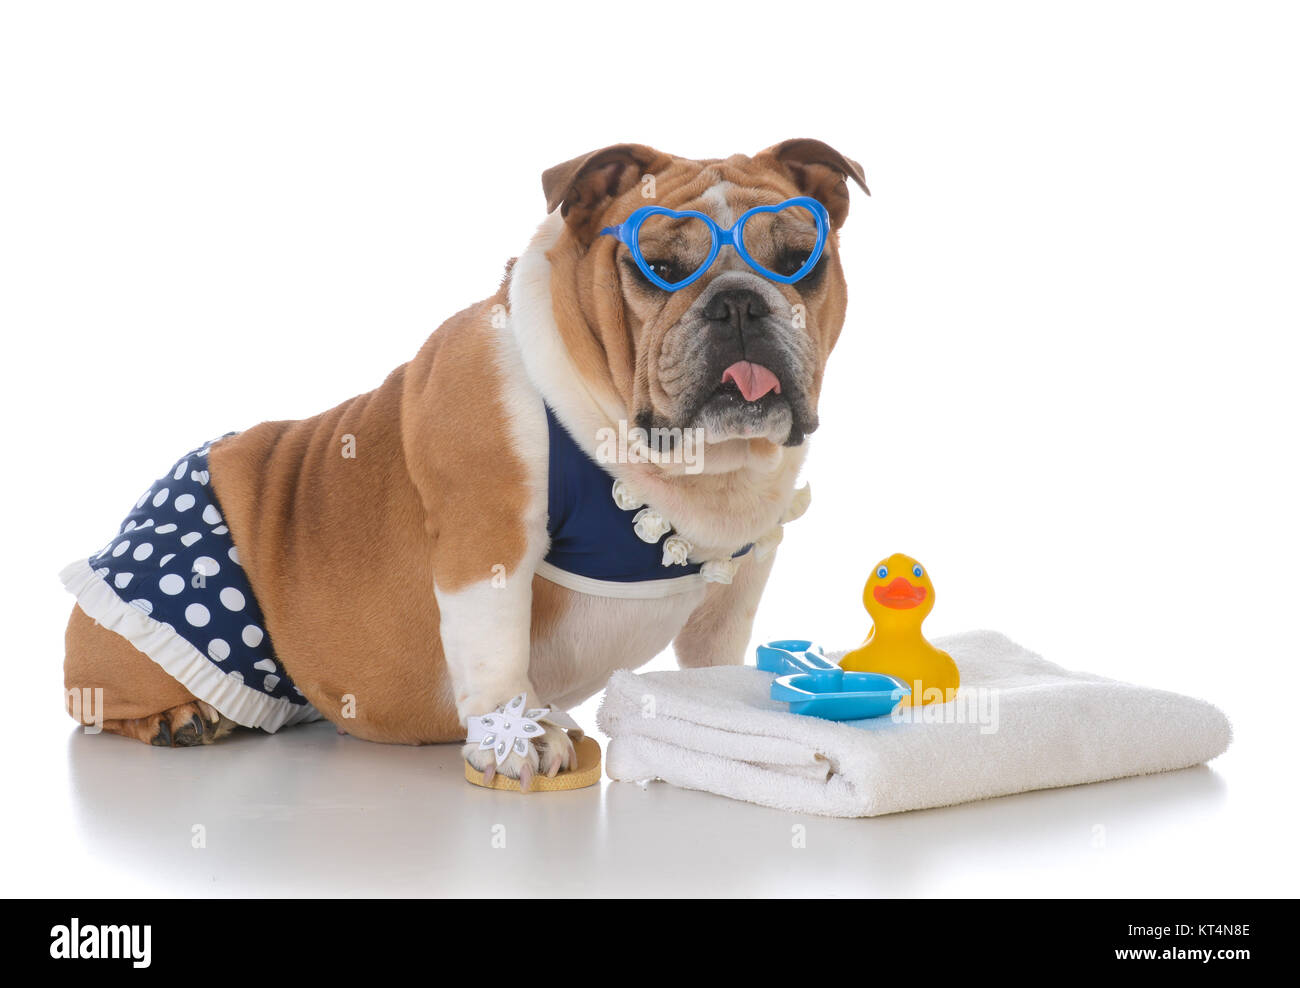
518, 763, 534, 792
482, 761, 496, 785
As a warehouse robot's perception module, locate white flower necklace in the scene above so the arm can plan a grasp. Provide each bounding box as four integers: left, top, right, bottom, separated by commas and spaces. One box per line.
610, 478, 810, 585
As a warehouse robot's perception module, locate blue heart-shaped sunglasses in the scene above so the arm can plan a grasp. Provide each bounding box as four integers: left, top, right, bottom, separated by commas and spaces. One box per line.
599, 195, 830, 292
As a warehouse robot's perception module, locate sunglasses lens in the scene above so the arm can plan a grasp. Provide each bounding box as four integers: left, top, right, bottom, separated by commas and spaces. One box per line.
635, 212, 713, 288
740, 203, 822, 281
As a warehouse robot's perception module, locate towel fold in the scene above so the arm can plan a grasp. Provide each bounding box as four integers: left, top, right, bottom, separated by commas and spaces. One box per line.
597, 630, 1231, 817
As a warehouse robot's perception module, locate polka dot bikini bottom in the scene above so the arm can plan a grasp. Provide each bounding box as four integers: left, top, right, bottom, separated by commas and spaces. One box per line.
61, 437, 320, 732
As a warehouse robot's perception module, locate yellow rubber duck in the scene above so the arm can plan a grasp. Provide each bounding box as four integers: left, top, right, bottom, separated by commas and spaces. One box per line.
839, 552, 959, 706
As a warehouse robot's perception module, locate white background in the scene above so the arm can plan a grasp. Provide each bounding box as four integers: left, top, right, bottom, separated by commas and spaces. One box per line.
1, 0, 1296, 897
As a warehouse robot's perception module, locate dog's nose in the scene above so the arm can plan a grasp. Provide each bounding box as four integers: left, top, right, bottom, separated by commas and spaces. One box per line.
704, 288, 769, 334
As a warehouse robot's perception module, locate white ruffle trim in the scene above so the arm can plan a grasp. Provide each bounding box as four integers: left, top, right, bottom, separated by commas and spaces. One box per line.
59, 557, 323, 733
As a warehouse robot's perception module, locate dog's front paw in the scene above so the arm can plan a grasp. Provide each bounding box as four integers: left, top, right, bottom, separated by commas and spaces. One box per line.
463, 721, 576, 792
533, 721, 578, 779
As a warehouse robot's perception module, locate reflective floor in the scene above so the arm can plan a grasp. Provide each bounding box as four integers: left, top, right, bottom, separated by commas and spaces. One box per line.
8, 715, 1255, 897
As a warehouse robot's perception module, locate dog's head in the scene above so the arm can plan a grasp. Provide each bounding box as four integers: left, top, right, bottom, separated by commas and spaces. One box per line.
540, 140, 867, 452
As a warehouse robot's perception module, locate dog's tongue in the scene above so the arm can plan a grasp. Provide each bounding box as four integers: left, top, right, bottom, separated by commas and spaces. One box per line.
721, 361, 781, 402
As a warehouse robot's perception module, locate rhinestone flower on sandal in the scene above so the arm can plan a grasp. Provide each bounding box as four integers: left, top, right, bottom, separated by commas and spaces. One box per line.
465, 693, 549, 766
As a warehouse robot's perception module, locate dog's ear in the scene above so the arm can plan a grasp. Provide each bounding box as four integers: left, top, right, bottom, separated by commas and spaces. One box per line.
542, 143, 668, 242
760, 138, 869, 228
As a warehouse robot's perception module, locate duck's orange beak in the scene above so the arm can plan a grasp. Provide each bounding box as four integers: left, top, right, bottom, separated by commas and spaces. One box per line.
873, 577, 927, 609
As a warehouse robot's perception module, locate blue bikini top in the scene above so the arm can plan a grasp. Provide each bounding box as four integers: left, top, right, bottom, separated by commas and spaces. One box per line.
542, 405, 750, 589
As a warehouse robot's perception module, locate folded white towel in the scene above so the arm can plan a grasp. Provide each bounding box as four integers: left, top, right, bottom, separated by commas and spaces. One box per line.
597, 630, 1231, 817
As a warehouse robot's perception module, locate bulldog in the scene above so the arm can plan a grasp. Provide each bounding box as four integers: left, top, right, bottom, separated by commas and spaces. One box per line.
61, 139, 868, 787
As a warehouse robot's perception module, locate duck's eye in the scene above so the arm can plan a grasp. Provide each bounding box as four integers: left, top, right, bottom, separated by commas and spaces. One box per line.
876, 566, 888, 579
913, 564, 924, 578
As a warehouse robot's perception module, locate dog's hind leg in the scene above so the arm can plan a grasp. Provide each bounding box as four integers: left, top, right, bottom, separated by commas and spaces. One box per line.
100, 700, 236, 747
63, 603, 238, 746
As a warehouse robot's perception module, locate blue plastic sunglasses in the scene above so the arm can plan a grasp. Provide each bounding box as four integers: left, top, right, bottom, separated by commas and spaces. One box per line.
599, 195, 830, 292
